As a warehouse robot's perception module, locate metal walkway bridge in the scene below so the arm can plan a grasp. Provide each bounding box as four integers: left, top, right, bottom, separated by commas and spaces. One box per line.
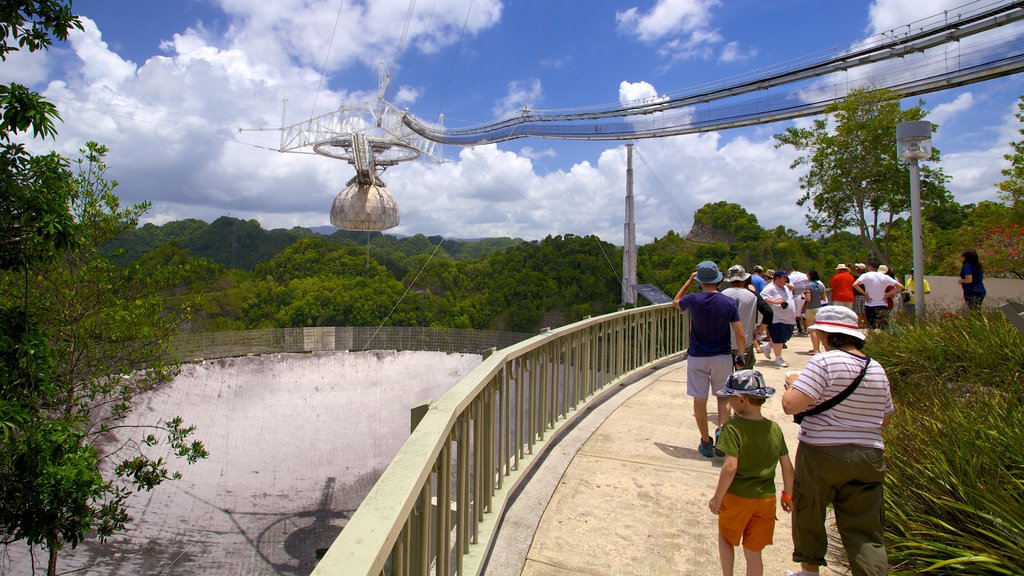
402, 0, 1024, 145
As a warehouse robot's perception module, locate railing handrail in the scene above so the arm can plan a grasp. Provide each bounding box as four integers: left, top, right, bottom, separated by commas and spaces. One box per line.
311, 303, 688, 576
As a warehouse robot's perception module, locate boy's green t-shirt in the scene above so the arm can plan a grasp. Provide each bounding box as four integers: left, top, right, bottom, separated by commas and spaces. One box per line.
716, 416, 788, 499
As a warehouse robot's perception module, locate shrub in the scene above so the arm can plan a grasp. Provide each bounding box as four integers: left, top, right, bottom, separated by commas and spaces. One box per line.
867, 311, 1024, 575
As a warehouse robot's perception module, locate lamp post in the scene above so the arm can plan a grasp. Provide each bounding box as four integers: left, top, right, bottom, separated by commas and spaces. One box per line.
896, 121, 933, 319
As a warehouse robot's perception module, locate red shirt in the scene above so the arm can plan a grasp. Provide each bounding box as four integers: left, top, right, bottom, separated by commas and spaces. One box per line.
830, 271, 856, 303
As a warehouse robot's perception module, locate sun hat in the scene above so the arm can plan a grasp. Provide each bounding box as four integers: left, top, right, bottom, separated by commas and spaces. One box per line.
714, 369, 776, 399
806, 305, 865, 341
835, 263, 849, 270
855, 262, 867, 270
753, 265, 764, 273
725, 264, 750, 283
878, 264, 889, 274
696, 260, 723, 284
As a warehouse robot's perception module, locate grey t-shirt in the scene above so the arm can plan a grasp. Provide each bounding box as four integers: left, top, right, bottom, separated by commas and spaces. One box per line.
805, 280, 825, 310
722, 287, 757, 348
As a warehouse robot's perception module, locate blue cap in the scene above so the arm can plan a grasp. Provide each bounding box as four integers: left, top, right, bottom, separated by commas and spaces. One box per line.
696, 261, 723, 284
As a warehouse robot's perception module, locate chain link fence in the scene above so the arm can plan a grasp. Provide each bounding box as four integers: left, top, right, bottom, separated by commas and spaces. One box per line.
168, 326, 536, 362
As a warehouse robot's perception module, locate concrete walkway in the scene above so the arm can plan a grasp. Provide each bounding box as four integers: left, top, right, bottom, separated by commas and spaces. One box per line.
489, 337, 825, 576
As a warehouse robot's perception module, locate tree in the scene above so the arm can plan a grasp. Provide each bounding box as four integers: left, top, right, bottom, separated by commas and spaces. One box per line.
774, 87, 952, 263
691, 201, 764, 243
1, 144, 209, 575
996, 95, 1024, 218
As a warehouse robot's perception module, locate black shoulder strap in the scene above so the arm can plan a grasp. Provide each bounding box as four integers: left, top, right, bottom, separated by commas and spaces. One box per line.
794, 355, 871, 424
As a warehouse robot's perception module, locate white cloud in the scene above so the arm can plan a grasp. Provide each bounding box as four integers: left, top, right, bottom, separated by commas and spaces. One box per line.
866, 0, 969, 34
519, 146, 556, 160
71, 17, 138, 88
393, 85, 420, 105
492, 79, 542, 119
718, 41, 756, 63
617, 0, 727, 63
616, 0, 718, 41
0, 40, 50, 86
928, 92, 974, 126
618, 80, 664, 106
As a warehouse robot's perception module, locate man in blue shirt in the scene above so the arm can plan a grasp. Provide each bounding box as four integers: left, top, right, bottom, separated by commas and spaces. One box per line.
750, 265, 767, 294
675, 261, 746, 457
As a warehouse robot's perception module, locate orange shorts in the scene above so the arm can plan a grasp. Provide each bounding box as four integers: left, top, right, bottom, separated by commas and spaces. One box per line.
718, 493, 777, 551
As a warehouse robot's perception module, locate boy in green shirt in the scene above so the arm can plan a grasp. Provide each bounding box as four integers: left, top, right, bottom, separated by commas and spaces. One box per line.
709, 370, 795, 576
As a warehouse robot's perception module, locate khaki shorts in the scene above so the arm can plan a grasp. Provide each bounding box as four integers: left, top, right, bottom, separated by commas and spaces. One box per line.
719, 493, 777, 551
805, 308, 818, 325
686, 354, 733, 399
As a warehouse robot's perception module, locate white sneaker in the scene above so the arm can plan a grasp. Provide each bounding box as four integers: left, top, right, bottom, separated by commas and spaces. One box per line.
774, 357, 789, 368
785, 571, 818, 576
760, 342, 772, 359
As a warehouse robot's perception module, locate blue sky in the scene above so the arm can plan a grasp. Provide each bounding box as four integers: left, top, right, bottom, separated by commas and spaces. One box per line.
5, 0, 1024, 243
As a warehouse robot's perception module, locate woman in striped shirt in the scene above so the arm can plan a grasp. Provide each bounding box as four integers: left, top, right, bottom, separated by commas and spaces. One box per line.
781, 306, 894, 576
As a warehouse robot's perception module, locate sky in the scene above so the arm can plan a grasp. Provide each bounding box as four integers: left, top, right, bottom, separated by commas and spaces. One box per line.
5, 0, 1024, 244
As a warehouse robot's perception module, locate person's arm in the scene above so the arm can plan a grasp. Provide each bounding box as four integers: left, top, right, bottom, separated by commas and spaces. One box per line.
958, 265, 973, 284
782, 373, 814, 415
755, 292, 772, 321
853, 278, 866, 295
730, 320, 745, 366
761, 287, 784, 305
782, 388, 813, 415
708, 455, 738, 514
674, 271, 699, 306
779, 454, 795, 513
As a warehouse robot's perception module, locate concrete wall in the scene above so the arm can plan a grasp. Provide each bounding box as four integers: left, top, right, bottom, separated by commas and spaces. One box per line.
905, 275, 1024, 312
169, 326, 535, 362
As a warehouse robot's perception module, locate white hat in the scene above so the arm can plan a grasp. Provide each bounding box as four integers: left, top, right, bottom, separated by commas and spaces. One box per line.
835, 263, 849, 270
807, 306, 865, 341
878, 264, 889, 274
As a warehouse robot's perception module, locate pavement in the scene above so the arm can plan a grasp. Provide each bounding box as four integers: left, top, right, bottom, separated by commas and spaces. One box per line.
487, 335, 837, 576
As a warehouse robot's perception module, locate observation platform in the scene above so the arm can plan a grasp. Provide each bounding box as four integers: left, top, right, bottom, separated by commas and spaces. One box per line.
486, 341, 812, 576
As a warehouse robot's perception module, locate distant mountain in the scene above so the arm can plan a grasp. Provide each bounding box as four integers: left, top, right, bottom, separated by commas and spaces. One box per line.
103, 217, 315, 270
103, 218, 524, 269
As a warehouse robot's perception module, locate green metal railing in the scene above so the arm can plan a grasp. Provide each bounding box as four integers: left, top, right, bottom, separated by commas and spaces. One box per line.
311, 303, 688, 576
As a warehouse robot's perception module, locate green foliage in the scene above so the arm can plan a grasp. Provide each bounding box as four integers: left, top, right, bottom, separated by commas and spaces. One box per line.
774, 87, 952, 263
996, 95, 1024, 218
867, 313, 1024, 574
103, 217, 314, 269
1, 144, 207, 571
0, 0, 82, 60
978, 223, 1024, 279
255, 236, 391, 282
692, 201, 764, 242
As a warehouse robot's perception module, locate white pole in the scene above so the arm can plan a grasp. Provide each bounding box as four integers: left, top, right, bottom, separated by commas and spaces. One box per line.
908, 158, 926, 318
623, 144, 637, 305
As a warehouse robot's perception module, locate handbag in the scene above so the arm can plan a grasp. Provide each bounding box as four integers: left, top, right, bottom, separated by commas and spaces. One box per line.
794, 355, 871, 424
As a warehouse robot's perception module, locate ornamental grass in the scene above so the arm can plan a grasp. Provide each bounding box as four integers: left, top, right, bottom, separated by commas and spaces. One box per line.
867, 309, 1024, 575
